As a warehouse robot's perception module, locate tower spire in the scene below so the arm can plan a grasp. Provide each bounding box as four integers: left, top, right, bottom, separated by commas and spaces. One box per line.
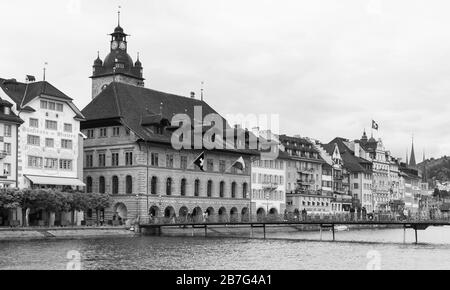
118, 6, 121, 27
410, 135, 417, 167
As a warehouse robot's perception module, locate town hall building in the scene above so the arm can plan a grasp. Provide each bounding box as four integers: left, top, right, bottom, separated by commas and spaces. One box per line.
81, 21, 256, 225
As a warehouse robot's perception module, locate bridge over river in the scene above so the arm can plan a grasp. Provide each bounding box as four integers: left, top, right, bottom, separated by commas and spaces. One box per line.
138, 220, 450, 244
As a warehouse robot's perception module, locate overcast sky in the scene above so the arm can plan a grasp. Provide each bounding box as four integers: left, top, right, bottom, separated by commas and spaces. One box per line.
3, 0, 450, 160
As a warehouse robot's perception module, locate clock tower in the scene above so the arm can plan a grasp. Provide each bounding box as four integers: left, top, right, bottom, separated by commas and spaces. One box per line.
90, 14, 145, 99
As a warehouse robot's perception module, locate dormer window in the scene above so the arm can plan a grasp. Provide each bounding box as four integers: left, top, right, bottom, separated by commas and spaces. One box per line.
3, 107, 10, 115
155, 125, 164, 135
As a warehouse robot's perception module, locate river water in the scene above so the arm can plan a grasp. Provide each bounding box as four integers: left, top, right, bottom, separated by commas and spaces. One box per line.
1, 226, 450, 270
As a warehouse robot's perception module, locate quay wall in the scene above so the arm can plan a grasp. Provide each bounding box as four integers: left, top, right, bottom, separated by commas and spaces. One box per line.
0, 227, 137, 242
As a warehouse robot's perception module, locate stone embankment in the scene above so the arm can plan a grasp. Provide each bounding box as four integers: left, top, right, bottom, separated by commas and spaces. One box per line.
0, 226, 137, 241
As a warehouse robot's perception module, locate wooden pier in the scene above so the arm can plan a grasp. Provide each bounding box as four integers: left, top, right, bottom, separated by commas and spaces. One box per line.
139, 220, 450, 244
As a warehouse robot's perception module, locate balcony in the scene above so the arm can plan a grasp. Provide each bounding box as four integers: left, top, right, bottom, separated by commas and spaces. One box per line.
262, 182, 279, 191
297, 168, 315, 175
297, 179, 315, 185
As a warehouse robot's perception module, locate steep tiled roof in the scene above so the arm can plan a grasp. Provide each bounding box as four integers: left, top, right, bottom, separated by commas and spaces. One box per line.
0, 78, 72, 109
328, 137, 372, 173
0, 98, 23, 124
81, 82, 257, 155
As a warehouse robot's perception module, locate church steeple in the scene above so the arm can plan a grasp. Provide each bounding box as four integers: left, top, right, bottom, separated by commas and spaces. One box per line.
409, 136, 416, 167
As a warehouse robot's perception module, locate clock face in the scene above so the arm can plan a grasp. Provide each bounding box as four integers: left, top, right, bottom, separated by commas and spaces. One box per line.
111, 41, 118, 50
119, 41, 126, 50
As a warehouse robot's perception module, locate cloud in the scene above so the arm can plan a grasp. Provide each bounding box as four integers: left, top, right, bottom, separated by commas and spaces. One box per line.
2, 0, 450, 159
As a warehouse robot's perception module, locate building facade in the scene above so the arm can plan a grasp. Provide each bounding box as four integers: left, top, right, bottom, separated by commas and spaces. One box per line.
0, 78, 85, 190
82, 22, 255, 226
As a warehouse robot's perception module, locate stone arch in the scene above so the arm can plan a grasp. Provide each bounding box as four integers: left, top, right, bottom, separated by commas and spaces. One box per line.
149, 205, 160, 218
192, 207, 203, 223
179, 206, 189, 223
113, 203, 127, 221
241, 207, 250, 222
206, 207, 215, 222
230, 207, 239, 223
256, 208, 266, 222
218, 207, 228, 223
164, 206, 176, 218
269, 208, 278, 215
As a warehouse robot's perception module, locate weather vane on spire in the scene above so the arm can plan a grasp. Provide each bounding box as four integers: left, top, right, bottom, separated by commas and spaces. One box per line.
43, 62, 48, 81
118, 5, 121, 26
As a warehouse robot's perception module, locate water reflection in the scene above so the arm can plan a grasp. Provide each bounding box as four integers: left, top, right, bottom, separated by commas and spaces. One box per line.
1, 227, 450, 270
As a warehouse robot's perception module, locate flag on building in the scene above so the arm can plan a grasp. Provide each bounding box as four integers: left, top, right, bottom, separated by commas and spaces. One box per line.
372, 120, 379, 130
193, 152, 205, 171
232, 156, 246, 171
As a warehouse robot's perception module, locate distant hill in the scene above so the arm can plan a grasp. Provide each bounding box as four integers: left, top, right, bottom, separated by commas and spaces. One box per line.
419, 156, 450, 182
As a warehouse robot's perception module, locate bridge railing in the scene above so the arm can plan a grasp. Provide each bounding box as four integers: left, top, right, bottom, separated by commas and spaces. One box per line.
137, 212, 450, 225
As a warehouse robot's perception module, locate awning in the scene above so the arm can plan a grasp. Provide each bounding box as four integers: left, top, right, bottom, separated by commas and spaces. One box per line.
25, 175, 85, 186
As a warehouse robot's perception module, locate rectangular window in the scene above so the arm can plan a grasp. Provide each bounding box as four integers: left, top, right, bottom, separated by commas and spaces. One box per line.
86, 129, 94, 139
125, 152, 133, 166
4, 143, 11, 155
354, 183, 359, 190
4, 163, 11, 176
56, 103, 63, 112
180, 156, 188, 170
61, 139, 73, 149
219, 160, 226, 173
45, 138, 54, 148
59, 159, 72, 171
86, 153, 93, 168
48, 102, 56, 111
99, 128, 107, 137
112, 127, 120, 136
45, 120, 57, 130
30, 118, 39, 128
98, 154, 106, 167
27, 135, 40, 146
166, 154, 174, 168
40, 100, 48, 109
111, 153, 119, 167
44, 158, 58, 169
207, 159, 214, 172
28, 156, 43, 168
64, 123, 72, 133
4, 125, 12, 137
151, 153, 159, 166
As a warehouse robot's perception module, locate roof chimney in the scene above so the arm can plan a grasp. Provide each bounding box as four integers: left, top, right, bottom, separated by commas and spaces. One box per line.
190, 92, 195, 99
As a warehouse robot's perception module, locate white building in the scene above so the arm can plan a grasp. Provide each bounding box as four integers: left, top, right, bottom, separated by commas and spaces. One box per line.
0, 77, 85, 189
251, 129, 287, 217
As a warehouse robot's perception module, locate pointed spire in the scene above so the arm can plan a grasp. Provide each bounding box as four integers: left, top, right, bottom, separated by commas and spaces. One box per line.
410, 135, 416, 167
118, 6, 121, 27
